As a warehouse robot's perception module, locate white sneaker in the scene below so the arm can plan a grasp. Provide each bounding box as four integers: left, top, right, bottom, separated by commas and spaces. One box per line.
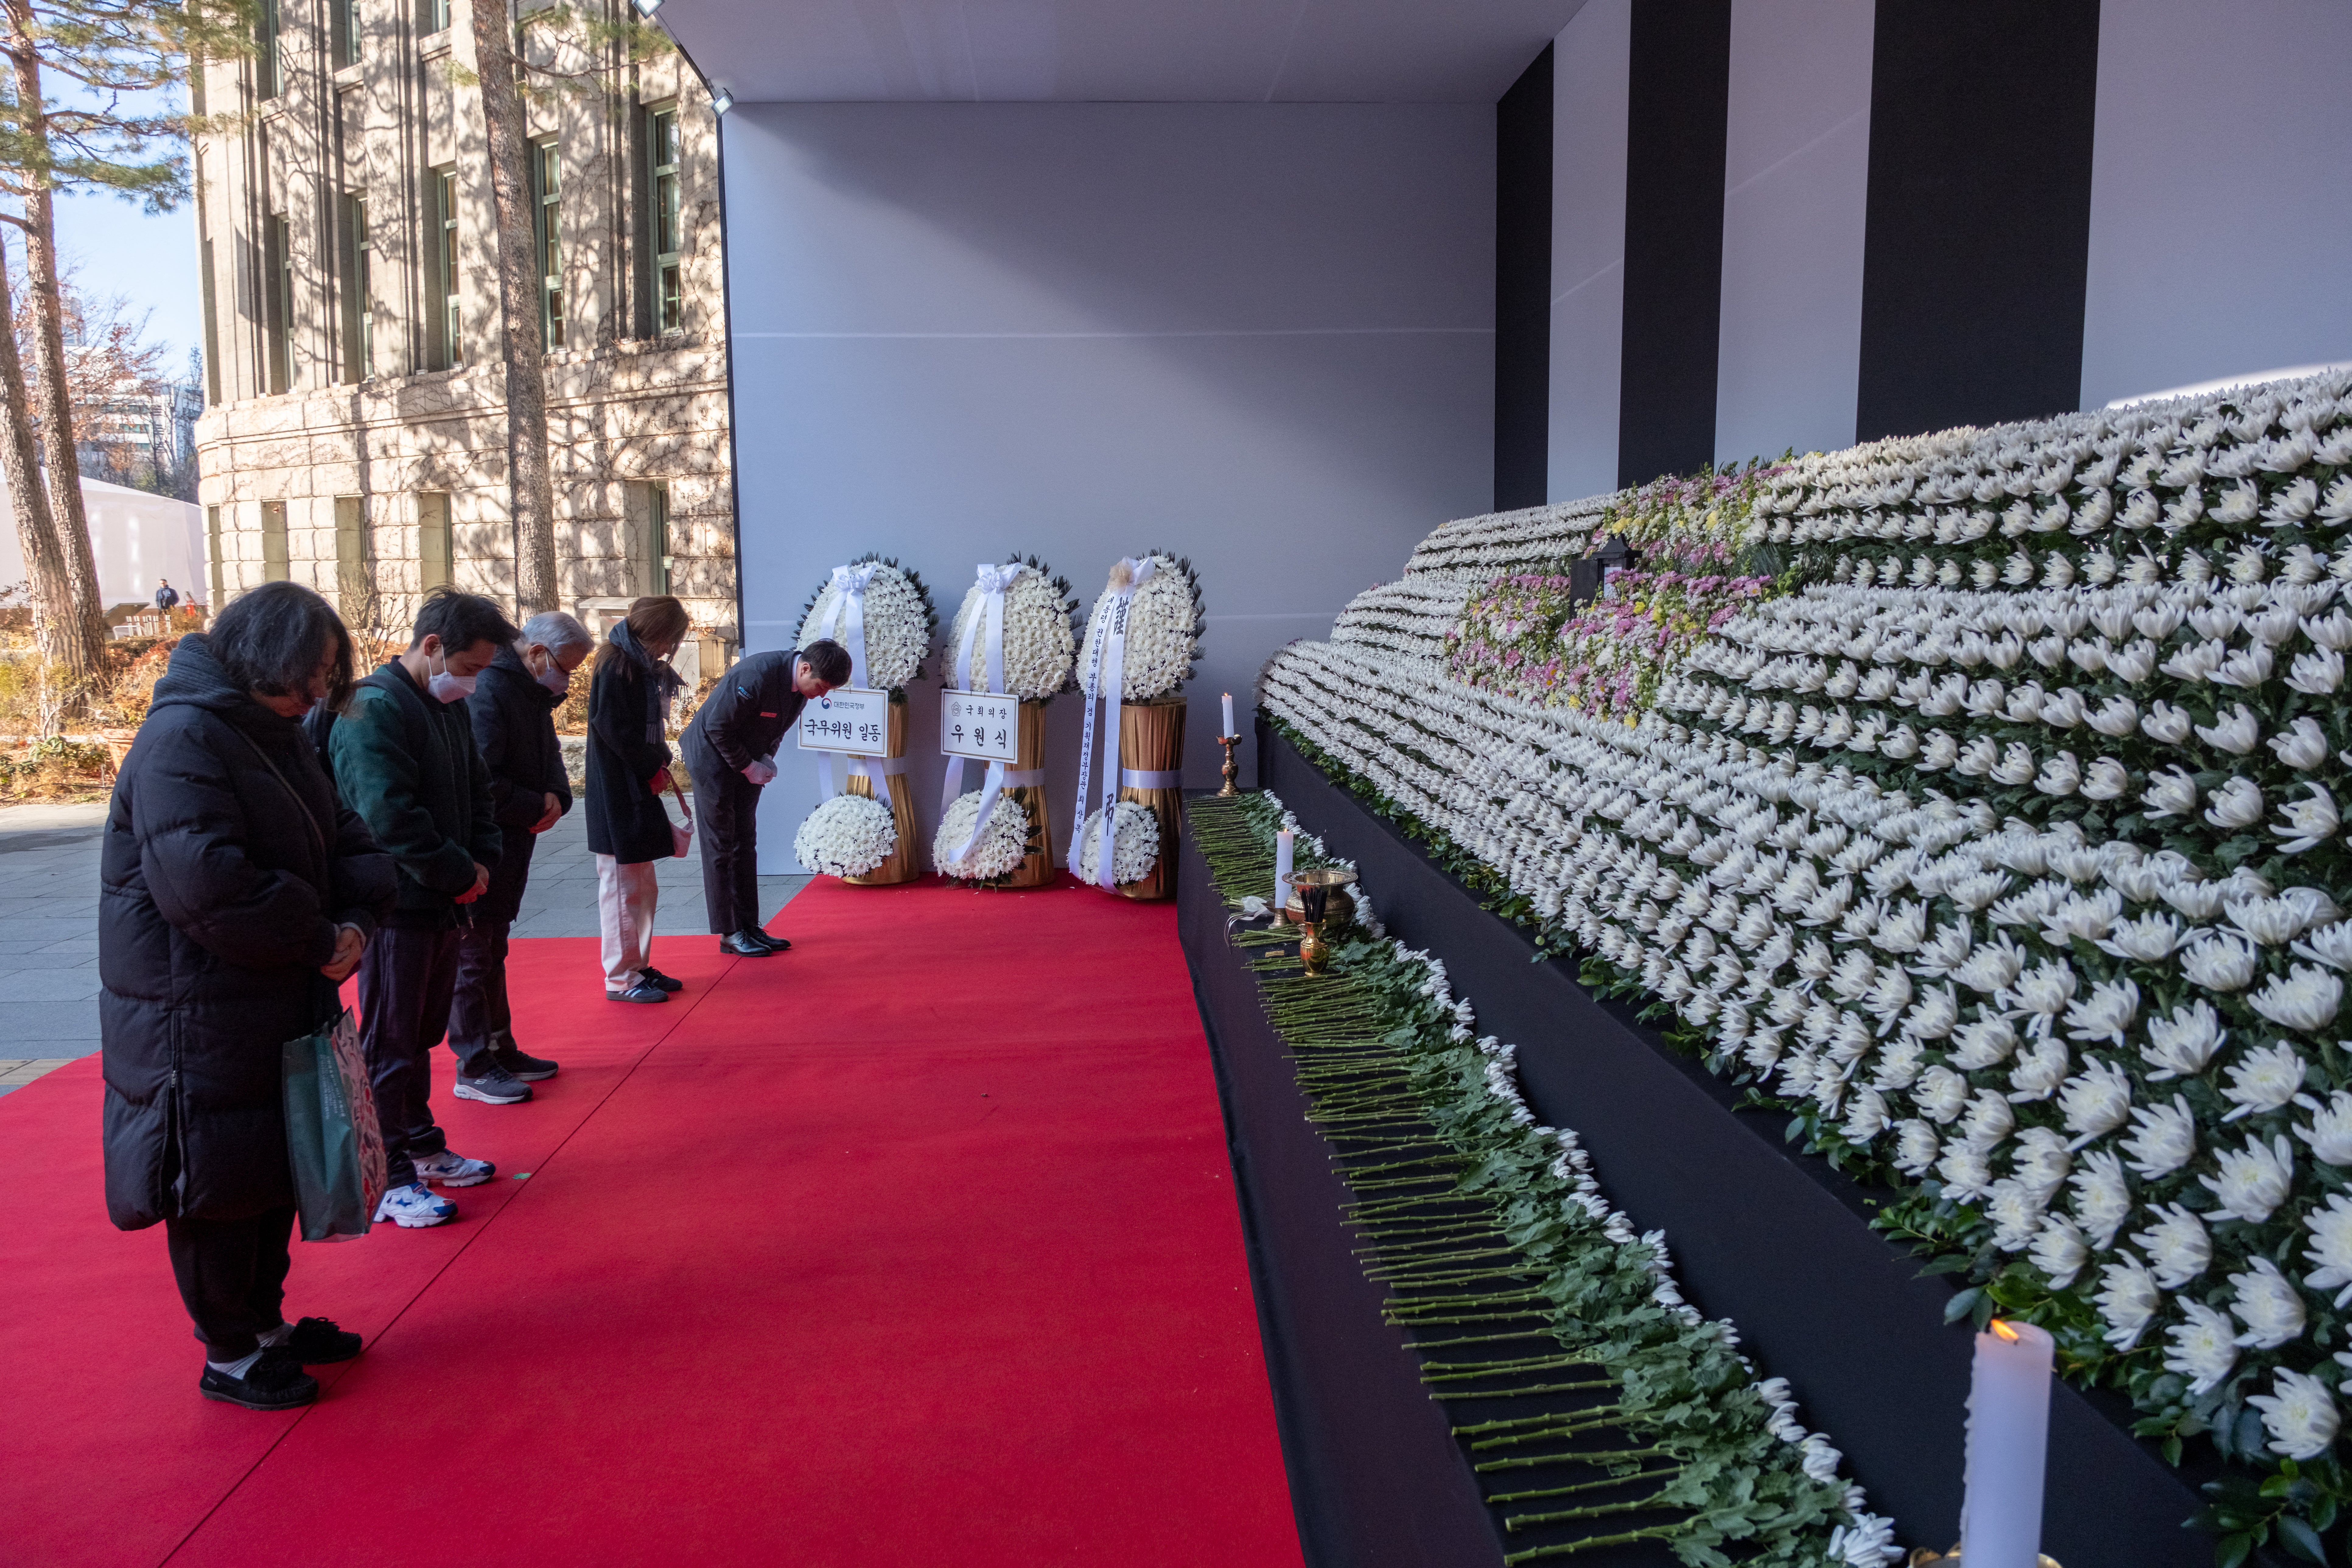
373, 1181, 457, 1228
412, 1150, 497, 1187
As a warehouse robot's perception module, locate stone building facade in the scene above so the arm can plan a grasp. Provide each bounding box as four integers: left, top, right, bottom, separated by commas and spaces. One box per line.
190, 0, 737, 652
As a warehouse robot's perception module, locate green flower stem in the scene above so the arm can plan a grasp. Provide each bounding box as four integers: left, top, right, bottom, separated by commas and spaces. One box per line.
1505, 1486, 1684, 1531
1382, 1308, 1551, 1329
1499, 1524, 1685, 1562
1429, 1377, 1615, 1401
1484, 1466, 1683, 1505
1420, 1352, 1598, 1377
1472, 1420, 1637, 1465
1409, 1328, 1562, 1353
1385, 1287, 1547, 1311
1367, 1245, 1521, 1273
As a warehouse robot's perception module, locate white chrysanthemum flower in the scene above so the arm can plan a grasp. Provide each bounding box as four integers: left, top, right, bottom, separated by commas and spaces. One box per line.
2248, 1369, 2341, 1461
2161, 1300, 2239, 1395
1828, 1512, 1902, 1566
2095, 1252, 2162, 1349
2140, 768, 2200, 818
1078, 555, 1200, 701
2228, 1256, 2308, 1349
800, 561, 934, 692
2029, 1215, 2090, 1287
1893, 1119, 1940, 1175
2222, 1042, 2311, 1121
2297, 1091, 2352, 1166
2069, 1150, 2132, 1250
2202, 1135, 2296, 1224
947, 564, 1076, 701
2122, 1095, 2199, 1180
1077, 800, 1163, 887
792, 793, 898, 878
2204, 775, 2267, 828
2134, 1203, 2214, 1288
933, 789, 1034, 882
2249, 966, 2342, 1034
2180, 933, 2260, 992
2305, 1193, 2352, 1305
2140, 1000, 2226, 1080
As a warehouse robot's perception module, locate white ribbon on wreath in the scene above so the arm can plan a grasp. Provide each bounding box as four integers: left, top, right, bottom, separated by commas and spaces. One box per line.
943, 562, 1027, 863
1069, 557, 1157, 889
814, 562, 880, 800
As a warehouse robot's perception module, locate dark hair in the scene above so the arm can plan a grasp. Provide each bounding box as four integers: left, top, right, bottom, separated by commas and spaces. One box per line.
801, 639, 852, 687
211, 582, 355, 710
410, 586, 518, 657
593, 595, 692, 673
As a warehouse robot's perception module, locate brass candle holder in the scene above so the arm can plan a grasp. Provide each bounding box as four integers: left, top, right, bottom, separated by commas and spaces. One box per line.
1216, 733, 1241, 796
1290, 867, 1356, 978
1909, 1551, 2062, 1567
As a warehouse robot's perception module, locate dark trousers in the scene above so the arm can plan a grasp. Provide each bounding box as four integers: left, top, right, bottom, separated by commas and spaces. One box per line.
165, 1203, 296, 1361
447, 919, 513, 1072
691, 743, 762, 935
359, 923, 460, 1188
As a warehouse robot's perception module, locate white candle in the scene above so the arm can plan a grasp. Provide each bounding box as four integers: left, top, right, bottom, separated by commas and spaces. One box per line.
1958, 1318, 2053, 1568
1223, 691, 1236, 736
1273, 829, 1294, 919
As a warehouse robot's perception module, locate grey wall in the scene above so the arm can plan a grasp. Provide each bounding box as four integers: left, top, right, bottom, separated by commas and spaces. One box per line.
720, 102, 1495, 871
1546, 0, 1630, 501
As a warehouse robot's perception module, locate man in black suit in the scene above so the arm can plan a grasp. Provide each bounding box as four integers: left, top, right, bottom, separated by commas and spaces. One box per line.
682, 639, 850, 956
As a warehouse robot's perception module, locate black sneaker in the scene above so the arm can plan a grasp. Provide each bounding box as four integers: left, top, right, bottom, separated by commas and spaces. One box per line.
640, 967, 684, 992
283, 1316, 363, 1365
200, 1347, 319, 1411
719, 932, 774, 957
493, 1042, 559, 1081
607, 983, 669, 1003
751, 931, 792, 952
453, 1063, 533, 1104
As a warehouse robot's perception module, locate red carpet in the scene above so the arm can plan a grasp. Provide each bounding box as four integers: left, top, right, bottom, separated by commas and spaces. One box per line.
1, 878, 1300, 1567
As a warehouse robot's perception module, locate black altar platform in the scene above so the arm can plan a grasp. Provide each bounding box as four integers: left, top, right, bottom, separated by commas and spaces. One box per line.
1173, 725, 2216, 1568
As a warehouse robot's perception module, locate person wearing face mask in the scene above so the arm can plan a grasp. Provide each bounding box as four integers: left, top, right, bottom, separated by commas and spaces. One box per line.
100, 582, 396, 1410
681, 638, 851, 956
446, 610, 594, 1104
329, 587, 515, 1228
584, 595, 691, 1003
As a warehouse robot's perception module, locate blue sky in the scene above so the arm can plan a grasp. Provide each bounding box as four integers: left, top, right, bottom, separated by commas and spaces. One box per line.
53, 191, 200, 372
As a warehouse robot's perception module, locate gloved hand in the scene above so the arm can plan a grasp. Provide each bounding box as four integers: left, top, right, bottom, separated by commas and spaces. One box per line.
743, 758, 778, 786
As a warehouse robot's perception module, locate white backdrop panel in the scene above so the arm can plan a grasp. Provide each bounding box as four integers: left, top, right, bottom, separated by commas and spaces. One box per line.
1547, 0, 1629, 502
1712, 0, 1873, 465
2082, 0, 2352, 408
721, 102, 1493, 872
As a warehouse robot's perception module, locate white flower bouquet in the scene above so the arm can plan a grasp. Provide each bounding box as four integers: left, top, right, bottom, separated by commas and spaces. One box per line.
946, 556, 1078, 701
933, 789, 1034, 883
798, 556, 939, 694
793, 793, 897, 878
1078, 552, 1204, 701
1077, 800, 1160, 887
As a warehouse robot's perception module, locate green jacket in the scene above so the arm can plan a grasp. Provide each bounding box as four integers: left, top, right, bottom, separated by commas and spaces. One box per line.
329, 660, 501, 926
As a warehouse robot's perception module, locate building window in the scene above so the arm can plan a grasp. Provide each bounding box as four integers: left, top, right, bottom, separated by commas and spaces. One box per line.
257, 0, 282, 99
418, 491, 452, 590
342, 193, 370, 381
334, 495, 370, 615
422, 0, 447, 34
335, 0, 361, 65
205, 505, 224, 601
431, 168, 460, 369
261, 501, 289, 582
531, 139, 563, 349
648, 107, 681, 335
649, 480, 671, 594
199, 237, 220, 404
264, 214, 295, 394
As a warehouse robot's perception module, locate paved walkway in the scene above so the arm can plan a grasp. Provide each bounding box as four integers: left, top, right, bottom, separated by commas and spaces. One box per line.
0, 795, 807, 1090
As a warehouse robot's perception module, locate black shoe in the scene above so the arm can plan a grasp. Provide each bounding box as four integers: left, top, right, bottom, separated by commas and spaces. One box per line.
606, 983, 669, 1003
719, 932, 775, 957
200, 1347, 319, 1411
640, 967, 684, 992
751, 930, 791, 952
453, 1063, 533, 1105
492, 1042, 559, 1082
283, 1316, 363, 1365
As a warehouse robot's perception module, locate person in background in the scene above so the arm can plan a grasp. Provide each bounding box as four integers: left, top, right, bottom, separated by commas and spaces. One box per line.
100, 582, 394, 1411
331, 587, 513, 1228
155, 579, 181, 613
448, 610, 593, 1104
683, 639, 849, 956
585, 595, 689, 1003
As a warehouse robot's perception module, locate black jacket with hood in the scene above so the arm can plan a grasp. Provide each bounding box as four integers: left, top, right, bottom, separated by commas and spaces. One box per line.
584, 621, 681, 864
328, 659, 502, 928
466, 644, 572, 925
99, 634, 396, 1230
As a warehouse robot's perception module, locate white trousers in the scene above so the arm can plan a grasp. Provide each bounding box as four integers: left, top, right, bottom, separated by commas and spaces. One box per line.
596, 854, 660, 991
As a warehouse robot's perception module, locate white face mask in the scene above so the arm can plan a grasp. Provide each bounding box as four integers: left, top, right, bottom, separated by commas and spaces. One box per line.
427, 650, 477, 702
536, 661, 571, 697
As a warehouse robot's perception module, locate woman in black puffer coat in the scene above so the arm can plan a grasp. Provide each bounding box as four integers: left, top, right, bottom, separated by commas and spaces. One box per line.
100, 582, 395, 1411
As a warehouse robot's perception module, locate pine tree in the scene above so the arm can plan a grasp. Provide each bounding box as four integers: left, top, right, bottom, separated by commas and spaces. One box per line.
0, 0, 252, 686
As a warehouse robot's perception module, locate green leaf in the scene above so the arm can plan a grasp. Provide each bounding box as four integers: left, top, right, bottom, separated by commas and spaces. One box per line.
1943, 1287, 1983, 1326
2278, 1516, 2328, 1564
1919, 1255, 1973, 1277
2217, 1532, 2254, 1568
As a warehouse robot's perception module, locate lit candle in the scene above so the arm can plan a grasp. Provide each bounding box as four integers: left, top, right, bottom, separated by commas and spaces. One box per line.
1273, 829, 1294, 920
1223, 691, 1236, 736
1958, 1318, 2053, 1568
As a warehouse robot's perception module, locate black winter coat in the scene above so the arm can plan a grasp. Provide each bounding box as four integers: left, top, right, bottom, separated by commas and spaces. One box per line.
329, 661, 501, 928
682, 649, 806, 777
466, 646, 572, 925
100, 635, 396, 1230
584, 624, 680, 864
